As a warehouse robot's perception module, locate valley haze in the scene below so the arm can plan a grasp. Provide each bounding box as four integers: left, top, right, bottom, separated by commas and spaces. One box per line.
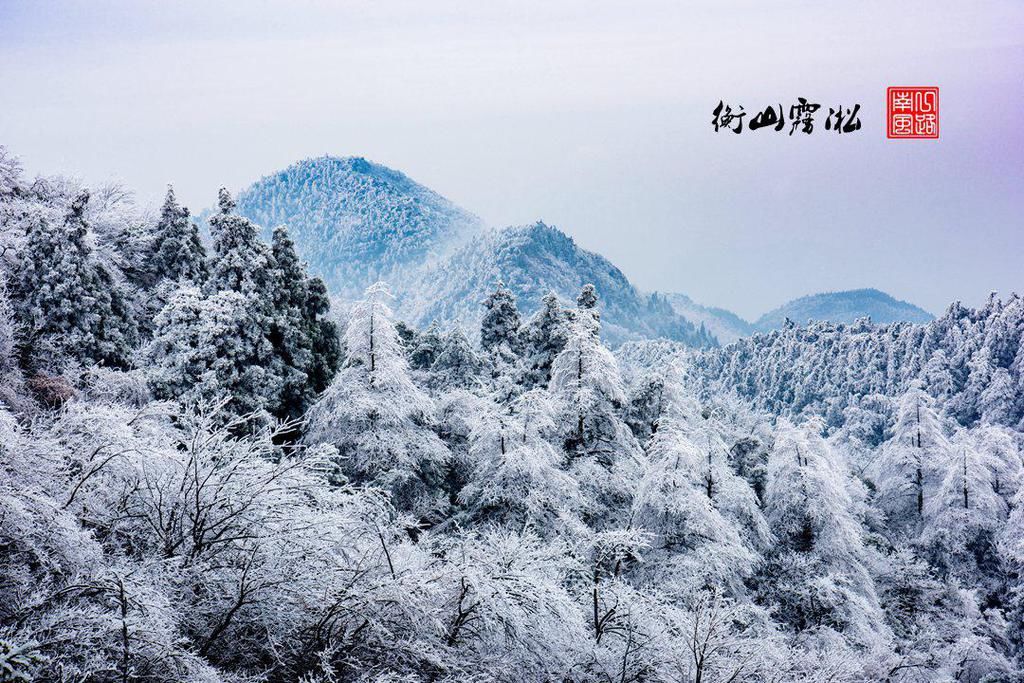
227, 154, 937, 346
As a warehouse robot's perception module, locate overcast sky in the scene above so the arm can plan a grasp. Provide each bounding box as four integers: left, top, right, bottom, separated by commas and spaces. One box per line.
2, 0, 1022, 319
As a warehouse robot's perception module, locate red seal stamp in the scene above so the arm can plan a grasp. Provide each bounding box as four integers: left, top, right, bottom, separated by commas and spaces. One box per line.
887, 87, 939, 139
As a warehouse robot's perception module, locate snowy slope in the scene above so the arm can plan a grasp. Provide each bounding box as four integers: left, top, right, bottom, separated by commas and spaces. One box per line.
753, 288, 934, 331
233, 158, 716, 348
664, 289, 935, 343
400, 222, 717, 348
231, 159, 929, 348
234, 156, 484, 298
664, 292, 755, 344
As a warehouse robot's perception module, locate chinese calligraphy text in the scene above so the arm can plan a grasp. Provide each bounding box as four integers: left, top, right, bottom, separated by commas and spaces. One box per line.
713, 98, 862, 135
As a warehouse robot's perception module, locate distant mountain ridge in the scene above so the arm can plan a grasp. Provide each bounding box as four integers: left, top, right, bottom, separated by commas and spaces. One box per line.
665, 288, 935, 342
230, 156, 933, 347
753, 288, 934, 331
401, 222, 715, 347
232, 157, 714, 347
664, 293, 755, 344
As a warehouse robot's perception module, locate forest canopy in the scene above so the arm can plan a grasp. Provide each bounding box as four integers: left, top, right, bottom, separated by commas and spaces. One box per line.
1, 147, 1023, 683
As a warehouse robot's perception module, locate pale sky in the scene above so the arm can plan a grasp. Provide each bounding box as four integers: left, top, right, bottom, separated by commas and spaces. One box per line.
1, 0, 1022, 319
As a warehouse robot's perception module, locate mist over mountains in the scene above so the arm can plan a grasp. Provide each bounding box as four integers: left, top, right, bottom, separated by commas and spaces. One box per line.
666, 289, 935, 344
232, 156, 934, 346
753, 288, 933, 330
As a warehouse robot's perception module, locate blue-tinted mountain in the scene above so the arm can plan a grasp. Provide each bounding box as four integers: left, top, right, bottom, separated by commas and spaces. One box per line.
753, 288, 934, 331
232, 157, 715, 348
664, 292, 755, 344
401, 222, 717, 348
234, 155, 484, 298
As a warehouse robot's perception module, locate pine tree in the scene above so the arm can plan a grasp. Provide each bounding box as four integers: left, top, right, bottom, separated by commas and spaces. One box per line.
0, 283, 26, 409
200, 194, 338, 421
393, 320, 418, 355
144, 285, 279, 417
549, 297, 640, 525
577, 283, 598, 311
922, 430, 1008, 582
303, 276, 341, 397
979, 368, 1015, 426
549, 303, 634, 466
146, 185, 206, 287
460, 389, 579, 529
521, 292, 568, 389
411, 321, 442, 370
0, 145, 24, 200
624, 371, 667, 443
207, 188, 272, 297
268, 225, 339, 420
305, 282, 450, 519
429, 329, 483, 390
758, 419, 885, 645
951, 348, 996, 426
632, 418, 766, 594
481, 281, 522, 353
877, 384, 950, 529
13, 191, 137, 370
921, 350, 955, 400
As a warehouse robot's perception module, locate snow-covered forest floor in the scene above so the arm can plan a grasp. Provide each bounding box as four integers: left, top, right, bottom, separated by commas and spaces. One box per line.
1, 146, 1023, 682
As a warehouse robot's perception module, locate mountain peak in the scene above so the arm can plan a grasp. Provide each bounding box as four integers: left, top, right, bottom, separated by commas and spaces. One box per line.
274, 155, 431, 197
402, 221, 717, 348
231, 159, 716, 347
234, 155, 485, 298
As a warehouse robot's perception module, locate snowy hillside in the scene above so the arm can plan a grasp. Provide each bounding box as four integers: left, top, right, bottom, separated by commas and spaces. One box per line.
233, 158, 715, 348
664, 292, 755, 344
230, 158, 931, 349
234, 155, 484, 298
3, 147, 1024, 683
666, 289, 935, 343
754, 288, 934, 331
400, 221, 717, 348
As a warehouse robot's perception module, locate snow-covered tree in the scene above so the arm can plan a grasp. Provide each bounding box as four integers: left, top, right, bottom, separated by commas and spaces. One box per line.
577, 283, 598, 311
980, 367, 1017, 426
5, 149, 1024, 681
922, 349, 955, 401
480, 281, 522, 354
12, 191, 137, 371
144, 285, 279, 417
267, 224, 340, 420
429, 328, 483, 390
460, 389, 580, 529
145, 185, 206, 287
838, 393, 894, 450
876, 384, 951, 530
549, 301, 641, 525
921, 431, 1008, 583
624, 370, 668, 443
411, 320, 443, 370
521, 291, 568, 389
306, 282, 450, 519
632, 419, 767, 594
207, 188, 273, 297
0, 284, 26, 410
549, 304, 636, 466
431, 530, 585, 678
758, 419, 885, 646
